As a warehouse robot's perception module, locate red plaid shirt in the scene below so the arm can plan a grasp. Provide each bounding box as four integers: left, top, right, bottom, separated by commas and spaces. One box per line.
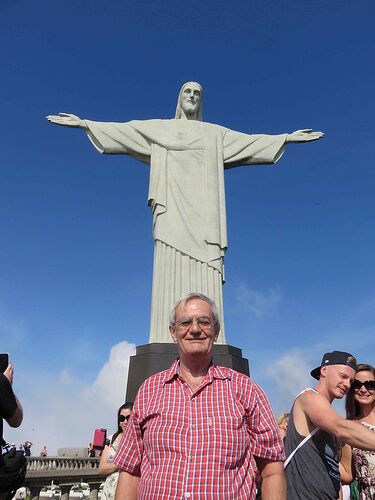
114, 360, 284, 499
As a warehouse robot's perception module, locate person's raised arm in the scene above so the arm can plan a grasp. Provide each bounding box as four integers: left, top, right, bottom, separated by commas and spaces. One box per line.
98, 443, 118, 476
6, 397, 23, 428
3, 364, 23, 427
286, 129, 324, 143
46, 113, 88, 130
301, 391, 375, 450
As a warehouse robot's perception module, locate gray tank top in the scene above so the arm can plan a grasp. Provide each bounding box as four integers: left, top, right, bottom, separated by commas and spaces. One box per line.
285, 389, 340, 499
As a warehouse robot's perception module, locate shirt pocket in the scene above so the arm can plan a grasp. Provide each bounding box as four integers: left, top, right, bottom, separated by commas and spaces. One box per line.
142, 410, 189, 466
204, 415, 249, 468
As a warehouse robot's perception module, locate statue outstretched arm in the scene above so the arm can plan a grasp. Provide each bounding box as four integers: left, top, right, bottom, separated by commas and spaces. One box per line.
223, 126, 323, 169
46, 116, 154, 161
46, 113, 88, 130
286, 129, 324, 143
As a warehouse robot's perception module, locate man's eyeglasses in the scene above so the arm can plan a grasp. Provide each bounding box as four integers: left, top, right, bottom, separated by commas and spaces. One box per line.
174, 316, 215, 331
119, 415, 130, 422
351, 380, 375, 391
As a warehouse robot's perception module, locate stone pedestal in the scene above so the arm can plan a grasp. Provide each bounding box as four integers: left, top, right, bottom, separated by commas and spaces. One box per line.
125, 343, 249, 402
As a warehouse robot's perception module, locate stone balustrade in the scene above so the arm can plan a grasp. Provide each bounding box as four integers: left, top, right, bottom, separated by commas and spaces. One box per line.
24, 457, 104, 500
27, 457, 100, 472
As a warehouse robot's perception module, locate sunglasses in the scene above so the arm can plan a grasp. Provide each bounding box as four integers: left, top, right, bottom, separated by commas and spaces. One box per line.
351, 380, 375, 391
119, 414, 130, 422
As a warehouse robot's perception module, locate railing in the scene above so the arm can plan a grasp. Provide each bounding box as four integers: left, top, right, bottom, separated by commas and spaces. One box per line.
27, 457, 100, 472
24, 457, 104, 500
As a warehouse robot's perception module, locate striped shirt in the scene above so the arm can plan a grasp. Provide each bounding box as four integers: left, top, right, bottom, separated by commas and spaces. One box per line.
113, 360, 284, 499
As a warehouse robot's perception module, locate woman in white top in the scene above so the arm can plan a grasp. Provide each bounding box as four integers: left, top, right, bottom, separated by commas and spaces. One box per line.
99, 402, 133, 500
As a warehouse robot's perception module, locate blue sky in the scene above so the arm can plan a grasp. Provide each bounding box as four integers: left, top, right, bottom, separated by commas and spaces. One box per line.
1, 0, 374, 453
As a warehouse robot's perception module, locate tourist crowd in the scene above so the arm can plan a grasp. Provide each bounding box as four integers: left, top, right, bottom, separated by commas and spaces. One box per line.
94, 294, 374, 499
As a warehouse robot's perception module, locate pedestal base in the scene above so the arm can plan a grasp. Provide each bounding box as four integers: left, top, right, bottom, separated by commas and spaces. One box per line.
125, 343, 249, 402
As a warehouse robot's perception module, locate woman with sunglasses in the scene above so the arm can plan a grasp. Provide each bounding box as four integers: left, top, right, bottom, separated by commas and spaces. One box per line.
345, 364, 375, 499
99, 402, 133, 499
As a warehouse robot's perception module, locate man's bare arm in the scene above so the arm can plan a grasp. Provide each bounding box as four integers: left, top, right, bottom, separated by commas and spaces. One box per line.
98, 444, 118, 476
301, 391, 375, 450
256, 458, 286, 500
339, 443, 353, 484
3, 364, 23, 427
115, 471, 140, 500
6, 396, 23, 427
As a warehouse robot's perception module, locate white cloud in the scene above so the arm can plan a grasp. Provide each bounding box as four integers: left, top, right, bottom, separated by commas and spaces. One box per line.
58, 367, 76, 385
266, 349, 312, 400
5, 341, 136, 456
87, 342, 136, 409
255, 346, 324, 416
234, 282, 282, 318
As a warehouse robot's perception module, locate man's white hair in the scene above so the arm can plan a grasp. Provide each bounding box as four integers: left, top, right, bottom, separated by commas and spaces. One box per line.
169, 293, 220, 327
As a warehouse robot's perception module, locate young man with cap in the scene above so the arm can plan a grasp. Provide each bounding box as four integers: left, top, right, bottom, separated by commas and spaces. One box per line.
284, 351, 375, 499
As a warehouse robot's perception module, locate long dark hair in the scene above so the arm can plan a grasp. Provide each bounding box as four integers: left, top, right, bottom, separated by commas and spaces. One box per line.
111, 402, 133, 444
345, 364, 375, 420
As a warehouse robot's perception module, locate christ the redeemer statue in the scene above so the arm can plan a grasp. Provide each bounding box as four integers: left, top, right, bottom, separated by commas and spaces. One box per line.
47, 82, 323, 344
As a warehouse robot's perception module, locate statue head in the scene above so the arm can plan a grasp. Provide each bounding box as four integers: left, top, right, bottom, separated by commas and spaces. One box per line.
175, 82, 203, 121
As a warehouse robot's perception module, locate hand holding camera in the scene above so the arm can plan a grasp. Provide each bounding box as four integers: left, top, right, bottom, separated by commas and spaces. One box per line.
0, 354, 15, 386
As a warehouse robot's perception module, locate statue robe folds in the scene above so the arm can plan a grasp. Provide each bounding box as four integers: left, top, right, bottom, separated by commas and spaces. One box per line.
85, 119, 287, 343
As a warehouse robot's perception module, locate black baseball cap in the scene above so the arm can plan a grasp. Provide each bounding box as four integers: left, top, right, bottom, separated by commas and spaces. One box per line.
310, 351, 357, 380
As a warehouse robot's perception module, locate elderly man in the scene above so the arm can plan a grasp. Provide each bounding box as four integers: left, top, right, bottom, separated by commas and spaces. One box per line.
284, 351, 375, 499
113, 293, 286, 499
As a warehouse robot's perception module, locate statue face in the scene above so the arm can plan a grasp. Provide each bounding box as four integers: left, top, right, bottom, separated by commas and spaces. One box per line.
180, 83, 202, 118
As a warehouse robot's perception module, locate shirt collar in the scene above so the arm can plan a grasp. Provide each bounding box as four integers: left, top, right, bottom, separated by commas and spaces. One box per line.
162, 358, 180, 385
162, 358, 231, 386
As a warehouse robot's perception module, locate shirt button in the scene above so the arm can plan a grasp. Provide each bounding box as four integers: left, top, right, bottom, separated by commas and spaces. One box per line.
184, 493, 191, 498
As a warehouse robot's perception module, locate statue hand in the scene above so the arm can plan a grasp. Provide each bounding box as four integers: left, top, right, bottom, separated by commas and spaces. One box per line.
286, 129, 324, 143
46, 113, 87, 129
